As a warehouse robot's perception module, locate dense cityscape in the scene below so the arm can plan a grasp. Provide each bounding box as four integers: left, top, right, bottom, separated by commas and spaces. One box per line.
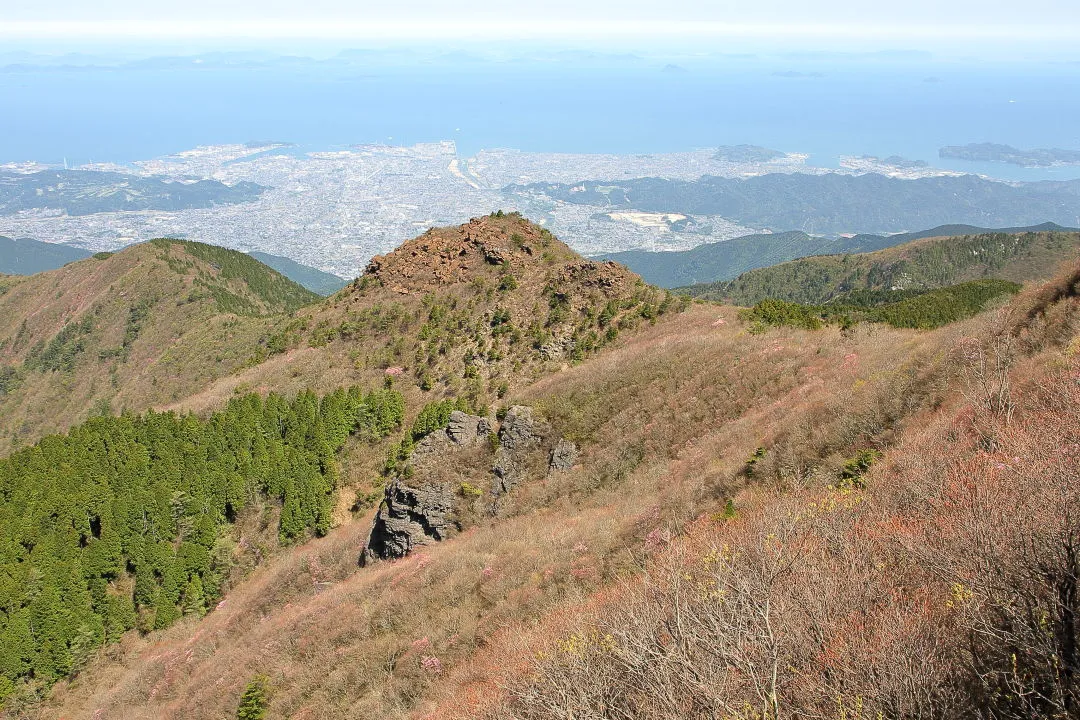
0, 141, 967, 278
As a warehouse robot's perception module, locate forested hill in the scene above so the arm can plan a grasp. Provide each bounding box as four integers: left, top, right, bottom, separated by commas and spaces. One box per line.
598, 222, 1074, 289
678, 229, 1080, 306
0, 240, 320, 455
0, 385, 402, 698
0, 236, 91, 276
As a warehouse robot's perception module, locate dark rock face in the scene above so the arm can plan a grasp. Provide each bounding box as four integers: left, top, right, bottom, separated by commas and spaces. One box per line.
361, 480, 456, 565
362, 411, 492, 565
447, 410, 492, 445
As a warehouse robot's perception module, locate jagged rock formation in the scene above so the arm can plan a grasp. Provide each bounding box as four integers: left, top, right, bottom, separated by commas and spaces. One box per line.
411, 410, 492, 462
448, 410, 493, 445
492, 405, 547, 494
362, 406, 578, 564
360, 214, 638, 301
360, 480, 457, 564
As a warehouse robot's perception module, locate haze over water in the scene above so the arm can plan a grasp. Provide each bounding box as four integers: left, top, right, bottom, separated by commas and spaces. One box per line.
3, 52, 1079, 182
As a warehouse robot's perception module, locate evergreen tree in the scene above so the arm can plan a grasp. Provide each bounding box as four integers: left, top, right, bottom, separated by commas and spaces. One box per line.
0, 384, 403, 697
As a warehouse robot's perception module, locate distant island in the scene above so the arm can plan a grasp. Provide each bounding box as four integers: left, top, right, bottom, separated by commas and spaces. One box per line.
940, 143, 1080, 167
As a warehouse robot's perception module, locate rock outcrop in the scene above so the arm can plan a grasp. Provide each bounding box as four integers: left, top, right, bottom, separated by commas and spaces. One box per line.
359, 214, 638, 301
448, 410, 492, 445
360, 480, 456, 565
492, 405, 546, 494
362, 406, 578, 565
411, 410, 491, 462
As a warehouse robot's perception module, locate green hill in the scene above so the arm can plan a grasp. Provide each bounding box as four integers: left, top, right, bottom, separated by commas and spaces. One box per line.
677, 228, 1080, 306
740, 278, 1023, 331
149, 239, 320, 314
248, 251, 349, 296
0, 240, 320, 454
0, 236, 92, 275
599, 222, 1074, 288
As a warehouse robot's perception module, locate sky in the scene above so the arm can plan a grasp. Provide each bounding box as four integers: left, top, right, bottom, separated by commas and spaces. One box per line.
2, 0, 1079, 47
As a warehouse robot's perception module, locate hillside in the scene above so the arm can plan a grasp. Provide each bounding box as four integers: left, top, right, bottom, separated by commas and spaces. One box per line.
173, 212, 676, 418
0, 239, 319, 453
19, 251, 1078, 720
599, 222, 1074, 288
0, 236, 92, 275
678, 228, 1080, 305
1, 213, 1077, 719
0, 235, 344, 297
0, 212, 674, 469
0, 213, 684, 711
248, 251, 349, 296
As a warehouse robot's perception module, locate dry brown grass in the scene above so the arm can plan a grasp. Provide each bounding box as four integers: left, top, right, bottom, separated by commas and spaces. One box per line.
430, 274, 1080, 720
28, 296, 966, 720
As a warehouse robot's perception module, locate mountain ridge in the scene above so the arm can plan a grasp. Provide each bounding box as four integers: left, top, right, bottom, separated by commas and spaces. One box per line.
0, 239, 319, 454
677, 227, 1080, 306
597, 222, 1076, 288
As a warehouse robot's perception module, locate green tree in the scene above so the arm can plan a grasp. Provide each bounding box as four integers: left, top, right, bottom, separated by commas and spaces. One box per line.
237, 675, 272, 720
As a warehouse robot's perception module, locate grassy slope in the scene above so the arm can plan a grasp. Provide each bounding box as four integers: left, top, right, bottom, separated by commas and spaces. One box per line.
678, 229, 1080, 305
0, 240, 318, 454
35, 296, 955, 718
38, 261, 1080, 720
19, 219, 1079, 719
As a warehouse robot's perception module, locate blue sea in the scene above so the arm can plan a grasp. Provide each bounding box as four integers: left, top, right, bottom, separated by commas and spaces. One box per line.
2, 55, 1079, 182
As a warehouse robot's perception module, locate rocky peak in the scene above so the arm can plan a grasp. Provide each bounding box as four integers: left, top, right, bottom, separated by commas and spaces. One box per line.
359, 213, 637, 299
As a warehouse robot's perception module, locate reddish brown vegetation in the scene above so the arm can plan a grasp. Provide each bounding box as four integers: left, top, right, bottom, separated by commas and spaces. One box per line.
23, 258, 1080, 720
434, 270, 1080, 720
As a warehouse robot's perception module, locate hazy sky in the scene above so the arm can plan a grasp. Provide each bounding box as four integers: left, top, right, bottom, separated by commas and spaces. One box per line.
3, 0, 1079, 43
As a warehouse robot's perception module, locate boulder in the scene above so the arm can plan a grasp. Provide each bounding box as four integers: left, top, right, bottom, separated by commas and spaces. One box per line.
447, 410, 491, 445
361, 479, 456, 564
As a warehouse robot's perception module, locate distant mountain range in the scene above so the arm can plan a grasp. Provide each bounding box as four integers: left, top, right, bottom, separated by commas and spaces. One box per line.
0, 236, 347, 296
597, 222, 1075, 288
